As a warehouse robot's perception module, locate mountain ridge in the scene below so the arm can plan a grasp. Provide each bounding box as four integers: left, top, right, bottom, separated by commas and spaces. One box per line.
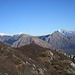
0, 29, 75, 55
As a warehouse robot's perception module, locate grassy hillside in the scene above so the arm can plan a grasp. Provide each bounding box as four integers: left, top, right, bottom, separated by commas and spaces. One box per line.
0, 42, 75, 75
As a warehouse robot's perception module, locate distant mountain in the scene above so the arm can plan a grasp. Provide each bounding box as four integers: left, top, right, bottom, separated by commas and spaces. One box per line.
0, 34, 51, 48
38, 29, 75, 55
0, 42, 75, 75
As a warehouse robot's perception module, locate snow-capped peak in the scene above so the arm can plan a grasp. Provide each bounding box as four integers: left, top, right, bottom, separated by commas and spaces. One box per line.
57, 29, 75, 38
58, 29, 67, 33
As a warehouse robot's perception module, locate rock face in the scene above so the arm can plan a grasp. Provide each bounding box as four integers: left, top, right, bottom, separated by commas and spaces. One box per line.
0, 42, 75, 75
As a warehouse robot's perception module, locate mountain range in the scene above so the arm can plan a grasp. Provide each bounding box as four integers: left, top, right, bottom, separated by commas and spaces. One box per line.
0, 29, 75, 55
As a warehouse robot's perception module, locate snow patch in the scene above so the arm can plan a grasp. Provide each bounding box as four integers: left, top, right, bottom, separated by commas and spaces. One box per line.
0, 32, 24, 36
0, 33, 11, 36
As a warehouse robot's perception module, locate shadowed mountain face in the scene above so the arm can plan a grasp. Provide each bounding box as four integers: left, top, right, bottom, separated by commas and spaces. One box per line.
0, 42, 75, 75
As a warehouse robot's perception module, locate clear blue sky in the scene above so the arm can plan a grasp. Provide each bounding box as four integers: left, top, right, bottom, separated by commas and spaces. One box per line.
0, 0, 75, 35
